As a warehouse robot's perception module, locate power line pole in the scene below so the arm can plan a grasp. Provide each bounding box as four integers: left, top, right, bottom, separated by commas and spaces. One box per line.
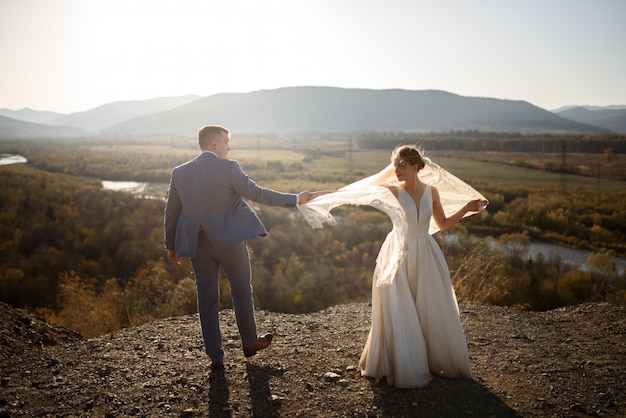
559, 141, 567, 192
346, 136, 354, 173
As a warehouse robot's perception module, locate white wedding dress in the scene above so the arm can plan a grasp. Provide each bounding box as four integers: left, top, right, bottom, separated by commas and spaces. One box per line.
358, 185, 471, 387
298, 159, 483, 388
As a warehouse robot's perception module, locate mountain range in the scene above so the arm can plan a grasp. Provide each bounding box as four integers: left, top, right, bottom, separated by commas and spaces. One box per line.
554, 106, 626, 133
0, 87, 623, 138
0, 115, 83, 138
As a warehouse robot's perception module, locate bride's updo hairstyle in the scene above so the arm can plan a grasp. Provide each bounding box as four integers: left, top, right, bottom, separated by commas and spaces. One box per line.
392, 145, 426, 170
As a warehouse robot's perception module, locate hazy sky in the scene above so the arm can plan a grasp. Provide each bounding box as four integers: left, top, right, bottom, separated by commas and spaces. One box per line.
1, 0, 624, 114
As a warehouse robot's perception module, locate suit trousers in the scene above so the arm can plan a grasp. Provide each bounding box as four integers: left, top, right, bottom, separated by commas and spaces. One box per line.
190, 232, 258, 362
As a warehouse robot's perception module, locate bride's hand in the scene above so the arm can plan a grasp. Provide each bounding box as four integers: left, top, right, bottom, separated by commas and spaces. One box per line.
467, 199, 488, 212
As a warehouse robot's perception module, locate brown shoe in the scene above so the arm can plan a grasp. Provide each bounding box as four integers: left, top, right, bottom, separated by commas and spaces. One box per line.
243, 333, 273, 357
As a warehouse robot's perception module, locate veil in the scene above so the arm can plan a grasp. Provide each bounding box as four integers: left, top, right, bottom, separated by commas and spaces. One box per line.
297, 157, 487, 286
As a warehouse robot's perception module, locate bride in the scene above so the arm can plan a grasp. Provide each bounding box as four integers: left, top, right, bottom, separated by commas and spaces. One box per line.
298, 145, 488, 388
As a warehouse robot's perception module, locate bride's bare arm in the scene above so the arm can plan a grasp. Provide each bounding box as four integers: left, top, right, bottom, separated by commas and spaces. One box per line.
309, 190, 337, 200
385, 185, 399, 198
432, 187, 486, 231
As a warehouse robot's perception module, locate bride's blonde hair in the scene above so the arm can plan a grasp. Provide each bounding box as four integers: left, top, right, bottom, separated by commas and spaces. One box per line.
391, 144, 426, 170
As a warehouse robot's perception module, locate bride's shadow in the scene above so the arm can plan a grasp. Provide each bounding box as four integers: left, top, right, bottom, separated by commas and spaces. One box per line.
370, 377, 521, 417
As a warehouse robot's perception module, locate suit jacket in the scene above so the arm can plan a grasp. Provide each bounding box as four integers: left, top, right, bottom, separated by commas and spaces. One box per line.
164, 151, 297, 256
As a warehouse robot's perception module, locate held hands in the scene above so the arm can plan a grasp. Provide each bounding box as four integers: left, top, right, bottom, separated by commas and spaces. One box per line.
297, 190, 336, 205
297, 191, 313, 205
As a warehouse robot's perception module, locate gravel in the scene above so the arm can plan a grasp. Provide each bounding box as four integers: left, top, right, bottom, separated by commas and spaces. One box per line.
1, 301, 625, 417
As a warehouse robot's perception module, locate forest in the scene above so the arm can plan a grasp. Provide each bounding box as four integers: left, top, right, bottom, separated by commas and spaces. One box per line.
1, 132, 625, 337
358, 131, 626, 154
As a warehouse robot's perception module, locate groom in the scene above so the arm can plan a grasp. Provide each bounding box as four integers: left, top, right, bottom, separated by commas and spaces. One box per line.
164, 125, 312, 371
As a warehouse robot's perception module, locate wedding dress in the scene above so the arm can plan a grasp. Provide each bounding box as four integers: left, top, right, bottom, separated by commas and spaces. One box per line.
360, 185, 471, 387
298, 158, 485, 388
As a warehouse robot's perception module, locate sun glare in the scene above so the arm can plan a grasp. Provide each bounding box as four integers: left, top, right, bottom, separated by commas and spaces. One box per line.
0, 0, 625, 112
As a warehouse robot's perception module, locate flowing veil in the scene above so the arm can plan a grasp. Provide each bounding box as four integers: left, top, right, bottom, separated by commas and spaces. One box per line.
297, 157, 487, 286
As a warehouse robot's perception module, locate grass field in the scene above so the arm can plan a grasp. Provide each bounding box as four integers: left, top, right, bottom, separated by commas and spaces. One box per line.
265, 148, 626, 192
432, 155, 625, 192
81, 142, 625, 193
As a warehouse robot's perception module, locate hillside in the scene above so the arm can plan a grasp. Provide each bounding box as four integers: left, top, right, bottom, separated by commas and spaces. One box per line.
0, 108, 63, 125
47, 94, 201, 132
0, 115, 82, 138
1, 301, 625, 417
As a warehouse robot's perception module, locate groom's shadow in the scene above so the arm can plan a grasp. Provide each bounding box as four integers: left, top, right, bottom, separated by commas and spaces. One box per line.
370, 377, 521, 417
245, 363, 285, 417
208, 370, 231, 417
207, 363, 284, 417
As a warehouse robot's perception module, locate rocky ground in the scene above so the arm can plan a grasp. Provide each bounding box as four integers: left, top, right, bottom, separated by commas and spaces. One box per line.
1, 300, 625, 417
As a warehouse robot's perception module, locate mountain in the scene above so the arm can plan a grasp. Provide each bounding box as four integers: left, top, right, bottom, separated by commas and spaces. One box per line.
1, 88, 610, 138
47, 94, 201, 132
552, 105, 626, 112
555, 106, 626, 133
106, 87, 604, 135
0, 115, 82, 138
0, 108, 64, 124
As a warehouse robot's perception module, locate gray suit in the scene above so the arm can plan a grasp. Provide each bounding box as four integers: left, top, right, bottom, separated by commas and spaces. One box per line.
164, 151, 297, 361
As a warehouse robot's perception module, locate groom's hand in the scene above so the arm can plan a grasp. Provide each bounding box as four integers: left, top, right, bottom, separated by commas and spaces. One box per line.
167, 249, 182, 265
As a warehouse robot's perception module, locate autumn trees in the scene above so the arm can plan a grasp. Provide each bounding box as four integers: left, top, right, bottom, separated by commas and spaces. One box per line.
1, 134, 625, 337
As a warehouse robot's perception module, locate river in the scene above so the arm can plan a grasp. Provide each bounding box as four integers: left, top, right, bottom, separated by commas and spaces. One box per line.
101, 180, 169, 200
527, 241, 625, 274
0, 154, 27, 165
446, 234, 625, 274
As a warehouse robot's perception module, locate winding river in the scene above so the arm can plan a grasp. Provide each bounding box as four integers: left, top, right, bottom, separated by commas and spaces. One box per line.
0, 154, 27, 165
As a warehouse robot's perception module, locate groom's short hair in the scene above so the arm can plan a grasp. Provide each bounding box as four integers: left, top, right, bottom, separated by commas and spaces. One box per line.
199, 125, 230, 150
